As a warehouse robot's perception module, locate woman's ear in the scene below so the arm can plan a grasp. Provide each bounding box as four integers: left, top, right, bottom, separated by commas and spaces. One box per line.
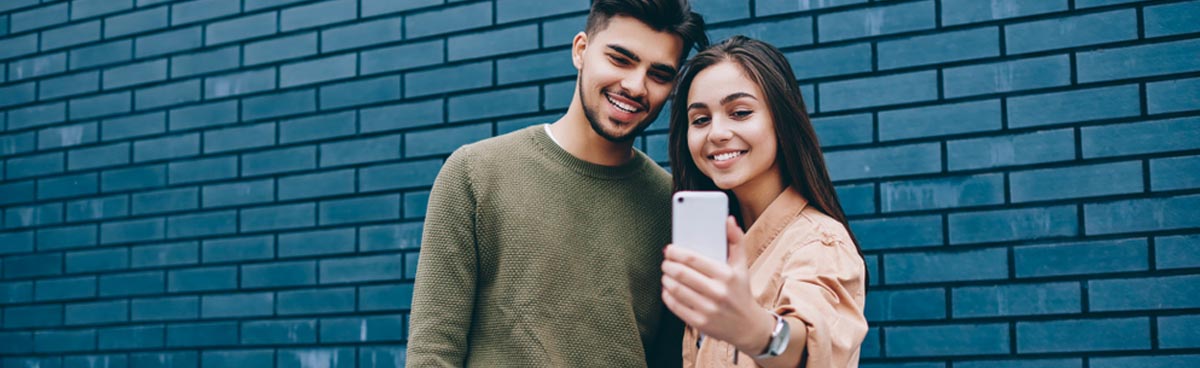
571, 31, 588, 70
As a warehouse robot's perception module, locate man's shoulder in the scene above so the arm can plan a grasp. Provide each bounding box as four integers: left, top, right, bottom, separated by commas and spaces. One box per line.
447, 125, 539, 163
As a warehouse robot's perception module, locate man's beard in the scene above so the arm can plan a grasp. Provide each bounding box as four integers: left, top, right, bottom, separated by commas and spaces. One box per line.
578, 76, 658, 143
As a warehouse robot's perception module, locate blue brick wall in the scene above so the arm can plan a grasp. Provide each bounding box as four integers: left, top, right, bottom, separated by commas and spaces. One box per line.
0, 0, 1196, 366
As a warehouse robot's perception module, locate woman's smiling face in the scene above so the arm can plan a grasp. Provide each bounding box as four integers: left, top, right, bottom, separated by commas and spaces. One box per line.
686, 61, 781, 192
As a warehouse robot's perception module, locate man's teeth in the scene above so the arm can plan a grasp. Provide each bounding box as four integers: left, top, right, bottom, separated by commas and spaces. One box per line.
607, 95, 638, 113
713, 151, 742, 161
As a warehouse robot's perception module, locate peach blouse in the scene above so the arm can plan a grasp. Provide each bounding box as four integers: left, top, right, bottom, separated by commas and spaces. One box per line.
682, 188, 868, 367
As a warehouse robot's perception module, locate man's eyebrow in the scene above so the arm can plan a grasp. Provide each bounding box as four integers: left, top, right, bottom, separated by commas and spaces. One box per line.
608, 44, 679, 76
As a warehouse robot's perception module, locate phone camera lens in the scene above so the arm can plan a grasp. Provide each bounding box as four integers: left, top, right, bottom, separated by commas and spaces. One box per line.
677, 197, 684, 203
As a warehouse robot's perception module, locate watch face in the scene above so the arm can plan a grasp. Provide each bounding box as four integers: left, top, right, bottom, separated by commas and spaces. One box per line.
772, 318, 790, 355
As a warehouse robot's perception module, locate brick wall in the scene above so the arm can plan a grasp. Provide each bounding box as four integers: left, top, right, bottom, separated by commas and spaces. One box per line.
0, 0, 1196, 366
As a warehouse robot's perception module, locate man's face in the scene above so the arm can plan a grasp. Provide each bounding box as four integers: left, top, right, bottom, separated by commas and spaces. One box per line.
573, 15, 684, 142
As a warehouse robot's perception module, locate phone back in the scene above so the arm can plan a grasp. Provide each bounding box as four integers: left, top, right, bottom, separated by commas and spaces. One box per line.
672, 191, 729, 262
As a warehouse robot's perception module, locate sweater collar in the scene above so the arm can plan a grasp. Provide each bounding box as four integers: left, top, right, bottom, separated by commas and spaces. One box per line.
528, 125, 658, 180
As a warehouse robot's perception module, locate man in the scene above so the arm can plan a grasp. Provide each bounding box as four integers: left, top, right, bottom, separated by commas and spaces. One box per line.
405, 0, 707, 366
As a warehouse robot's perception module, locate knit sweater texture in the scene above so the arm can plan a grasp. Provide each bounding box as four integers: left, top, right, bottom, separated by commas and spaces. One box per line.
406, 125, 680, 367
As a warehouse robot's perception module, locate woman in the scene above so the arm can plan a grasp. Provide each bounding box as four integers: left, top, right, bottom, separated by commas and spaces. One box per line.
662, 36, 869, 367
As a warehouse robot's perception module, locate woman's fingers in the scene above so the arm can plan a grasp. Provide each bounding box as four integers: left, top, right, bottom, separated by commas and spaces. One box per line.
725, 216, 747, 268
662, 259, 726, 301
661, 285, 706, 327
662, 274, 718, 317
664, 244, 732, 281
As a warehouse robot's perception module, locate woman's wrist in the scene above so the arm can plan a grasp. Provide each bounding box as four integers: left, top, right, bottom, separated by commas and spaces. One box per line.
733, 308, 776, 355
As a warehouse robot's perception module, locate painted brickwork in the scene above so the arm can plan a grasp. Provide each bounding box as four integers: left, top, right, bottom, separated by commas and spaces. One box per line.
0, 0, 1197, 366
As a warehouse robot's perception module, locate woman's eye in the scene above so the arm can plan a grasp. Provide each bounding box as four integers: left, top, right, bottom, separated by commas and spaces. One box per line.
690, 116, 710, 126
732, 110, 753, 119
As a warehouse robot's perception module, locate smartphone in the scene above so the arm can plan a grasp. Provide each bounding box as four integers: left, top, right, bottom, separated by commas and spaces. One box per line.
671, 191, 729, 262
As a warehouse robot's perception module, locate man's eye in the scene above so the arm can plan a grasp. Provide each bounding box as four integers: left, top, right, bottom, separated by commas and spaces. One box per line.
609, 55, 630, 65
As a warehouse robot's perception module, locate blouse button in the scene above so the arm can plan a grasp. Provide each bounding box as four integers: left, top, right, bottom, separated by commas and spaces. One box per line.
819, 228, 837, 246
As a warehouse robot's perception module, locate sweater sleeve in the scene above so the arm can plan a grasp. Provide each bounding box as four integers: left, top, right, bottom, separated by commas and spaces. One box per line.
406, 147, 479, 367
773, 227, 868, 368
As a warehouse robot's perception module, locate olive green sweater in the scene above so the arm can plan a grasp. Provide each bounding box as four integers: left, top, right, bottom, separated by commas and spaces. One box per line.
406, 125, 682, 367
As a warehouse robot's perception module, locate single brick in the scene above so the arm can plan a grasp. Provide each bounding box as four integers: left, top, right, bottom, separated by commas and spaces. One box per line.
34, 223, 94, 250
1158, 315, 1200, 349
864, 288, 945, 321
8, 53, 67, 81
170, 45, 240, 78
69, 91, 131, 120
66, 247, 129, 273
881, 173, 1004, 212
104, 6, 168, 38
1077, 39, 1200, 83
406, 2, 491, 39
319, 314, 405, 342
497, 48, 575, 84
278, 169, 355, 201
241, 145, 316, 176
320, 75, 401, 110
9, 203, 64, 229
100, 164, 166, 193
241, 260, 316, 288
358, 283, 413, 311
33, 329, 95, 353
786, 44, 872, 81
405, 123, 491, 157
132, 187, 198, 215
405, 61, 492, 98
319, 194, 400, 226
131, 296, 198, 321
1144, 1, 1200, 37
1007, 84, 1140, 128
71, 0, 132, 19
202, 122, 276, 154
276, 287, 355, 315
241, 89, 316, 121
68, 142, 130, 171
99, 270, 164, 297
41, 21, 101, 50
281, 0, 356, 31
168, 266, 237, 292
712, 15, 813, 48
242, 319, 317, 345
136, 27, 203, 58
202, 235, 275, 263
359, 347, 407, 368
98, 325, 163, 350
38, 172, 99, 200
206, 11, 277, 46
102, 112, 165, 141
361, 0, 440, 16
1153, 155, 1200, 192
34, 276, 95, 301
879, 27, 998, 70
1089, 274, 1200, 311
321, 16, 403, 53
1016, 317, 1148, 353
1010, 161, 1143, 202
541, 15, 585, 47
757, 0, 863, 16
953, 282, 1080, 318
950, 206, 1077, 244
1006, 9, 1137, 54
1015, 238, 1148, 278
886, 323, 1009, 357
201, 292, 274, 318
166, 210, 238, 238
319, 253, 403, 284
450, 24, 541, 61
943, 55, 1071, 98
102, 59, 167, 89
167, 156, 238, 184
359, 222, 423, 252
277, 348, 356, 368
280, 53, 356, 88
3, 304, 63, 328
318, 134, 401, 167
360, 40, 443, 75
1147, 76, 1200, 114
0, 34, 39, 60
1085, 194, 1200, 235
169, 100, 238, 131
824, 143, 941, 181
131, 241, 198, 268
202, 179, 274, 208
948, 128, 1075, 171
166, 321, 237, 347
359, 159, 441, 192
279, 111, 356, 143
835, 183, 875, 216
884, 247, 1008, 284
240, 203, 315, 232
70, 40, 132, 69
278, 228, 355, 258
1092, 355, 1200, 368
360, 99, 444, 133
820, 71, 938, 112
204, 68, 276, 99
8, 102, 67, 130
10, 3, 68, 33
40, 71, 100, 100
1156, 234, 1200, 270
818, 1, 934, 42
245, 32, 317, 65
6, 152, 64, 179
448, 86, 540, 122
879, 99, 1001, 141
100, 217, 164, 244
849, 215, 943, 250
940, 0, 1066, 26
65, 299, 128, 325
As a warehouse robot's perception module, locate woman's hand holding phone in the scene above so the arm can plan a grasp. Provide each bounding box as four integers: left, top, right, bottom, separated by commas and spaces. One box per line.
662, 216, 775, 356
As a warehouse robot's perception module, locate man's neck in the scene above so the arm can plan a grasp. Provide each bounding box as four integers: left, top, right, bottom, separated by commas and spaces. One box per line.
549, 106, 637, 167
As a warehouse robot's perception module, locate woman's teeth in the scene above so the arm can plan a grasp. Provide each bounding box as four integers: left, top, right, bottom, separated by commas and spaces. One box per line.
713, 151, 743, 161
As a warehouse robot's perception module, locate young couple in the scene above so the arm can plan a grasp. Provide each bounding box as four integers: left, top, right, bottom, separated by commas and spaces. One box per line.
406, 0, 867, 367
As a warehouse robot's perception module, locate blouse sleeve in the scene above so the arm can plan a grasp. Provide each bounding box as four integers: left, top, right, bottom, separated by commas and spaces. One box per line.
772, 226, 869, 368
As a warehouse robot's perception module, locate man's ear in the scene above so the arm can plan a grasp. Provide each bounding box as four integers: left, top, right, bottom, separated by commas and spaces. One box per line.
571, 31, 588, 70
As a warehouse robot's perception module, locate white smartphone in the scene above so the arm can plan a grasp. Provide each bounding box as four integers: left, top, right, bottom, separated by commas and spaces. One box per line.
671, 191, 729, 262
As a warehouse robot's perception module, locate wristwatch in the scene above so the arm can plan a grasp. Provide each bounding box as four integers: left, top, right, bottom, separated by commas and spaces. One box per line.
753, 313, 790, 359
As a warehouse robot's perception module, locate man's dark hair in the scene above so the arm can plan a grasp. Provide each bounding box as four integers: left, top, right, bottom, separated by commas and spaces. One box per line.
585, 0, 709, 54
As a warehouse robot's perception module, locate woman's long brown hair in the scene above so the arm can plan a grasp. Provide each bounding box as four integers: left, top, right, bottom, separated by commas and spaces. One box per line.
668, 35, 866, 282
